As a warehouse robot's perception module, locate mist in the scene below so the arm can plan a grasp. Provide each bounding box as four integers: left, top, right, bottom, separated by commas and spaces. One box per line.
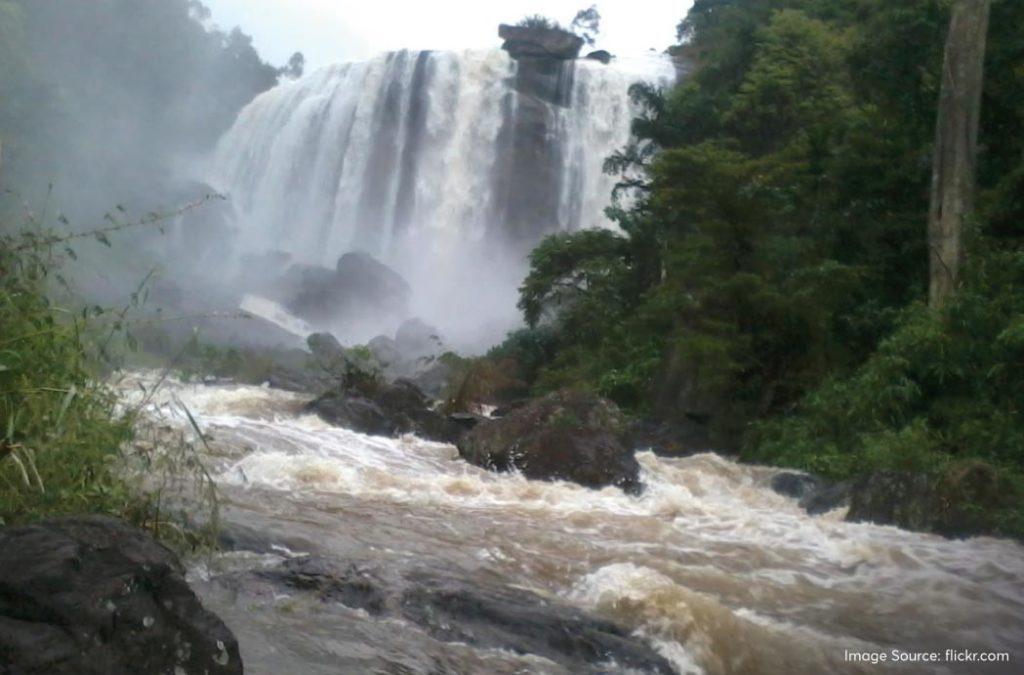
0, 0, 676, 361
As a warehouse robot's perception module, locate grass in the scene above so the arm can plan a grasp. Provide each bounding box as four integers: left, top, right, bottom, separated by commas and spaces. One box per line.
0, 204, 220, 549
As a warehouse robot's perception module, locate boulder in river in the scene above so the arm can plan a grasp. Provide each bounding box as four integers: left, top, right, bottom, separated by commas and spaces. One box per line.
307, 377, 460, 443
846, 463, 1006, 537
280, 251, 411, 326
253, 555, 675, 674
457, 389, 642, 494
0, 516, 242, 675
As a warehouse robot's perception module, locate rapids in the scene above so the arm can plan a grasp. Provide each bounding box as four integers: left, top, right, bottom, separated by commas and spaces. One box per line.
120, 373, 1024, 674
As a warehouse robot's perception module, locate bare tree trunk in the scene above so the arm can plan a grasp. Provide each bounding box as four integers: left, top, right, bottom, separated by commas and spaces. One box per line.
928, 0, 991, 308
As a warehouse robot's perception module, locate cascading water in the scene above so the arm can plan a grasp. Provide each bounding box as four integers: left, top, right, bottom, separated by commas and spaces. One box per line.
121, 374, 1024, 675
209, 49, 675, 347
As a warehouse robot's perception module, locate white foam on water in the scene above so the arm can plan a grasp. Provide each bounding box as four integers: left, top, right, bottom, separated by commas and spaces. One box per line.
120, 374, 1024, 674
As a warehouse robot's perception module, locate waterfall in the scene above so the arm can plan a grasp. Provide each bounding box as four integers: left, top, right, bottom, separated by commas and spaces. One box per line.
210, 49, 676, 348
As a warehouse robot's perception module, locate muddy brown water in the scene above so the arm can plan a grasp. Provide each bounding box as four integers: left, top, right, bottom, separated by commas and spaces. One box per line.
119, 374, 1024, 674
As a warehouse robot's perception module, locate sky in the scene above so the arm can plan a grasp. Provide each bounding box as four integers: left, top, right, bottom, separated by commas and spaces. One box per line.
203, 0, 692, 71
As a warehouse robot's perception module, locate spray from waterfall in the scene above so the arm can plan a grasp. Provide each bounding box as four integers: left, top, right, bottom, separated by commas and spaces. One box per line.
208, 49, 675, 350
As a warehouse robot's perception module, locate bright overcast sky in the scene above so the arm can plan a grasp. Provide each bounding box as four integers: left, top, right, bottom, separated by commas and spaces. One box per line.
203, 0, 693, 70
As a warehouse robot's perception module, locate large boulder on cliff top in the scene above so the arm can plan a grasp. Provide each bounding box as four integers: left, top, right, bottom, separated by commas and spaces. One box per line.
498, 24, 584, 60
0, 516, 242, 675
457, 389, 642, 493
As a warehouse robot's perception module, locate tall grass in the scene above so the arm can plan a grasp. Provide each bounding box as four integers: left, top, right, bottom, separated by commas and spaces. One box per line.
0, 201, 220, 547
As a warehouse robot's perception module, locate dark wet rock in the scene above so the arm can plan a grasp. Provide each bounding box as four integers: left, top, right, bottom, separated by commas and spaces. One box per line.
585, 49, 613, 64
264, 365, 334, 394
491, 399, 530, 418
0, 516, 241, 675
406, 358, 453, 399
263, 557, 387, 615
307, 332, 345, 364
448, 412, 487, 432
458, 389, 642, 494
335, 251, 410, 304
256, 556, 674, 674
281, 252, 410, 325
498, 24, 584, 60
395, 318, 444, 359
800, 480, 853, 515
771, 471, 823, 501
368, 334, 402, 368
307, 378, 460, 443
628, 418, 707, 457
845, 464, 1005, 537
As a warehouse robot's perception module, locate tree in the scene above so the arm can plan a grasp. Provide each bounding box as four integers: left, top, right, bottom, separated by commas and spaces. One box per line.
928, 0, 991, 308
571, 5, 601, 46
280, 52, 306, 80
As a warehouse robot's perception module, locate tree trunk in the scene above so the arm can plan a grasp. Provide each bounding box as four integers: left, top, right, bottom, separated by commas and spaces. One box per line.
928, 0, 991, 308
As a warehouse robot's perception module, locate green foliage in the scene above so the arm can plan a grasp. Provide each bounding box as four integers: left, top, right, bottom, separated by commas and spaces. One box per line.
519, 229, 631, 330
570, 5, 601, 46
0, 216, 218, 546
0, 227, 136, 522
749, 250, 1024, 536
510, 0, 1024, 504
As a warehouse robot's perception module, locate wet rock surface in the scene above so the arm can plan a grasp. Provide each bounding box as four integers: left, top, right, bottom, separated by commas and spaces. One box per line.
247, 555, 675, 674
458, 389, 642, 493
770, 471, 824, 501
307, 378, 460, 443
845, 464, 1006, 537
0, 516, 241, 675
280, 251, 410, 326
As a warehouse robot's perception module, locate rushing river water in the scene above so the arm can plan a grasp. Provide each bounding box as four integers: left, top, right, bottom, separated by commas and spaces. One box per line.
120, 374, 1024, 674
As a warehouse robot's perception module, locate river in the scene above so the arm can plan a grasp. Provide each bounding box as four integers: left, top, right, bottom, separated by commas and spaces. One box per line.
120, 373, 1024, 674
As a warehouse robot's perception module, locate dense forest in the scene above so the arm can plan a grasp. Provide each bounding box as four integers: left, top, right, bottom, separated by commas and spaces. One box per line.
487, 0, 1024, 535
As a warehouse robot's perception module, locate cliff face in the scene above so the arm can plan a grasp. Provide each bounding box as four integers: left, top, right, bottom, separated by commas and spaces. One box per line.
492, 25, 582, 248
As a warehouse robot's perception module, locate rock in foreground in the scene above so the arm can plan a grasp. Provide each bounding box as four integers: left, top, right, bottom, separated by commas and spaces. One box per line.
458, 389, 642, 493
0, 516, 242, 675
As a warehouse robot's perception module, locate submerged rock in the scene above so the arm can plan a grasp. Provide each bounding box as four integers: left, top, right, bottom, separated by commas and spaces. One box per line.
0, 516, 241, 675
798, 479, 853, 515
458, 389, 642, 494
770, 471, 823, 501
255, 555, 674, 674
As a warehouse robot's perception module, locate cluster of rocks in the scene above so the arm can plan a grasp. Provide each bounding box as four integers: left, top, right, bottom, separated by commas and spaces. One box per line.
0, 517, 242, 675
